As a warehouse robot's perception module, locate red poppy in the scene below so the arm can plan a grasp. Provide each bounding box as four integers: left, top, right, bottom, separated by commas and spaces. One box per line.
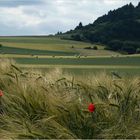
88, 103, 95, 112
0, 90, 3, 97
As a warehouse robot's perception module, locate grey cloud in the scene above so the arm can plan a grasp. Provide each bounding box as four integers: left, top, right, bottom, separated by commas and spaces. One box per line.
0, 0, 44, 7
0, 0, 139, 35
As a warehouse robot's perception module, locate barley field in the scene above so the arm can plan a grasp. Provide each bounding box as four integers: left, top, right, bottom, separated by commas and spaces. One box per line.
0, 59, 140, 139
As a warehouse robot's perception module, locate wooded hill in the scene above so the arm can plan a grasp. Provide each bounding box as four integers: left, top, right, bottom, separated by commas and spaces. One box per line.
62, 2, 140, 54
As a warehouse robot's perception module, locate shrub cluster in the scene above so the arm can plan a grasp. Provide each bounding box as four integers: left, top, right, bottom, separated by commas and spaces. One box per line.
107, 40, 140, 54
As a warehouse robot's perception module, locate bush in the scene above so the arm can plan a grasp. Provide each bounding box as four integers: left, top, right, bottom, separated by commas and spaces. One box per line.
107, 40, 140, 54
84, 46, 98, 50
93, 46, 98, 50
84, 46, 92, 49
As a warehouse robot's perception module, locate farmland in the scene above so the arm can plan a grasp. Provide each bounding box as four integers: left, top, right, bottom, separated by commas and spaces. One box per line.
1, 1, 140, 139
1, 59, 140, 139
0, 37, 139, 139
0, 37, 140, 140
0, 36, 140, 76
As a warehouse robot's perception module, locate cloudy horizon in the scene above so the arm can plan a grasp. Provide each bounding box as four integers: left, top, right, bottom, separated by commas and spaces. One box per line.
0, 0, 139, 36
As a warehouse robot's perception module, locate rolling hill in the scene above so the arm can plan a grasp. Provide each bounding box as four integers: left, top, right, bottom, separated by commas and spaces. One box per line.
63, 2, 140, 54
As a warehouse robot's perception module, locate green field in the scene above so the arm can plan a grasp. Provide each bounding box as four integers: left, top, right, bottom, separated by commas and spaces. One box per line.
0, 46, 77, 56
0, 36, 140, 76
0, 36, 119, 55
14, 56, 140, 65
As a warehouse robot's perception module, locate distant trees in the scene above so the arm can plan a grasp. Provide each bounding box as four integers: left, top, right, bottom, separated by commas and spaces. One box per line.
84, 46, 98, 50
56, 31, 62, 35
122, 46, 136, 54
94, 2, 135, 24
67, 3, 140, 54
136, 2, 140, 8
108, 40, 123, 51
107, 40, 140, 54
0, 44, 2, 54
136, 48, 140, 54
71, 34, 81, 41
56, 2, 140, 55
75, 22, 83, 30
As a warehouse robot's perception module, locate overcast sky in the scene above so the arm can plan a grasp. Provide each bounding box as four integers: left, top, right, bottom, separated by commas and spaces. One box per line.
0, 0, 139, 36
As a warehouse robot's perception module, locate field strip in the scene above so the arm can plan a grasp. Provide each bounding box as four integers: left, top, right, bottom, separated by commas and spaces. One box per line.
1, 54, 140, 58
0, 43, 74, 52
0, 54, 81, 58
18, 64, 140, 69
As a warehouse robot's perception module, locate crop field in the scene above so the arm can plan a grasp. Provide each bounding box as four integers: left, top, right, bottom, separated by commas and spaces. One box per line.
1, 60, 140, 139
0, 36, 119, 55
0, 46, 77, 56
0, 37, 140, 139
0, 36, 140, 76
13, 56, 140, 65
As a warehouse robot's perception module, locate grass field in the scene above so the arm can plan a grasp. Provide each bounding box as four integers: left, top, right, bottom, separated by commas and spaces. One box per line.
0, 36, 140, 76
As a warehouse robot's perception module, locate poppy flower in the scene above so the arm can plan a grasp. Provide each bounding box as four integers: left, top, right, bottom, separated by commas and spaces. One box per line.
88, 103, 95, 112
0, 90, 3, 97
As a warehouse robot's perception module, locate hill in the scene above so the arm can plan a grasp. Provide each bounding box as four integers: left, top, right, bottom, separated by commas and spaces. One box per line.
62, 2, 140, 54
0, 36, 118, 57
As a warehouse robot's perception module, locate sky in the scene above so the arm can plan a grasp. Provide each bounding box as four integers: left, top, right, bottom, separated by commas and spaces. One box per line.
0, 0, 139, 36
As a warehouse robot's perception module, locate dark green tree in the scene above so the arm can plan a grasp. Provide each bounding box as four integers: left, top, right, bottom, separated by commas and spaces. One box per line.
75, 22, 83, 30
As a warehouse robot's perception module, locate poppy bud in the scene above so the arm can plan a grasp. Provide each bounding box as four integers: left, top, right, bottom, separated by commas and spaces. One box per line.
88, 103, 95, 112
0, 90, 3, 97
